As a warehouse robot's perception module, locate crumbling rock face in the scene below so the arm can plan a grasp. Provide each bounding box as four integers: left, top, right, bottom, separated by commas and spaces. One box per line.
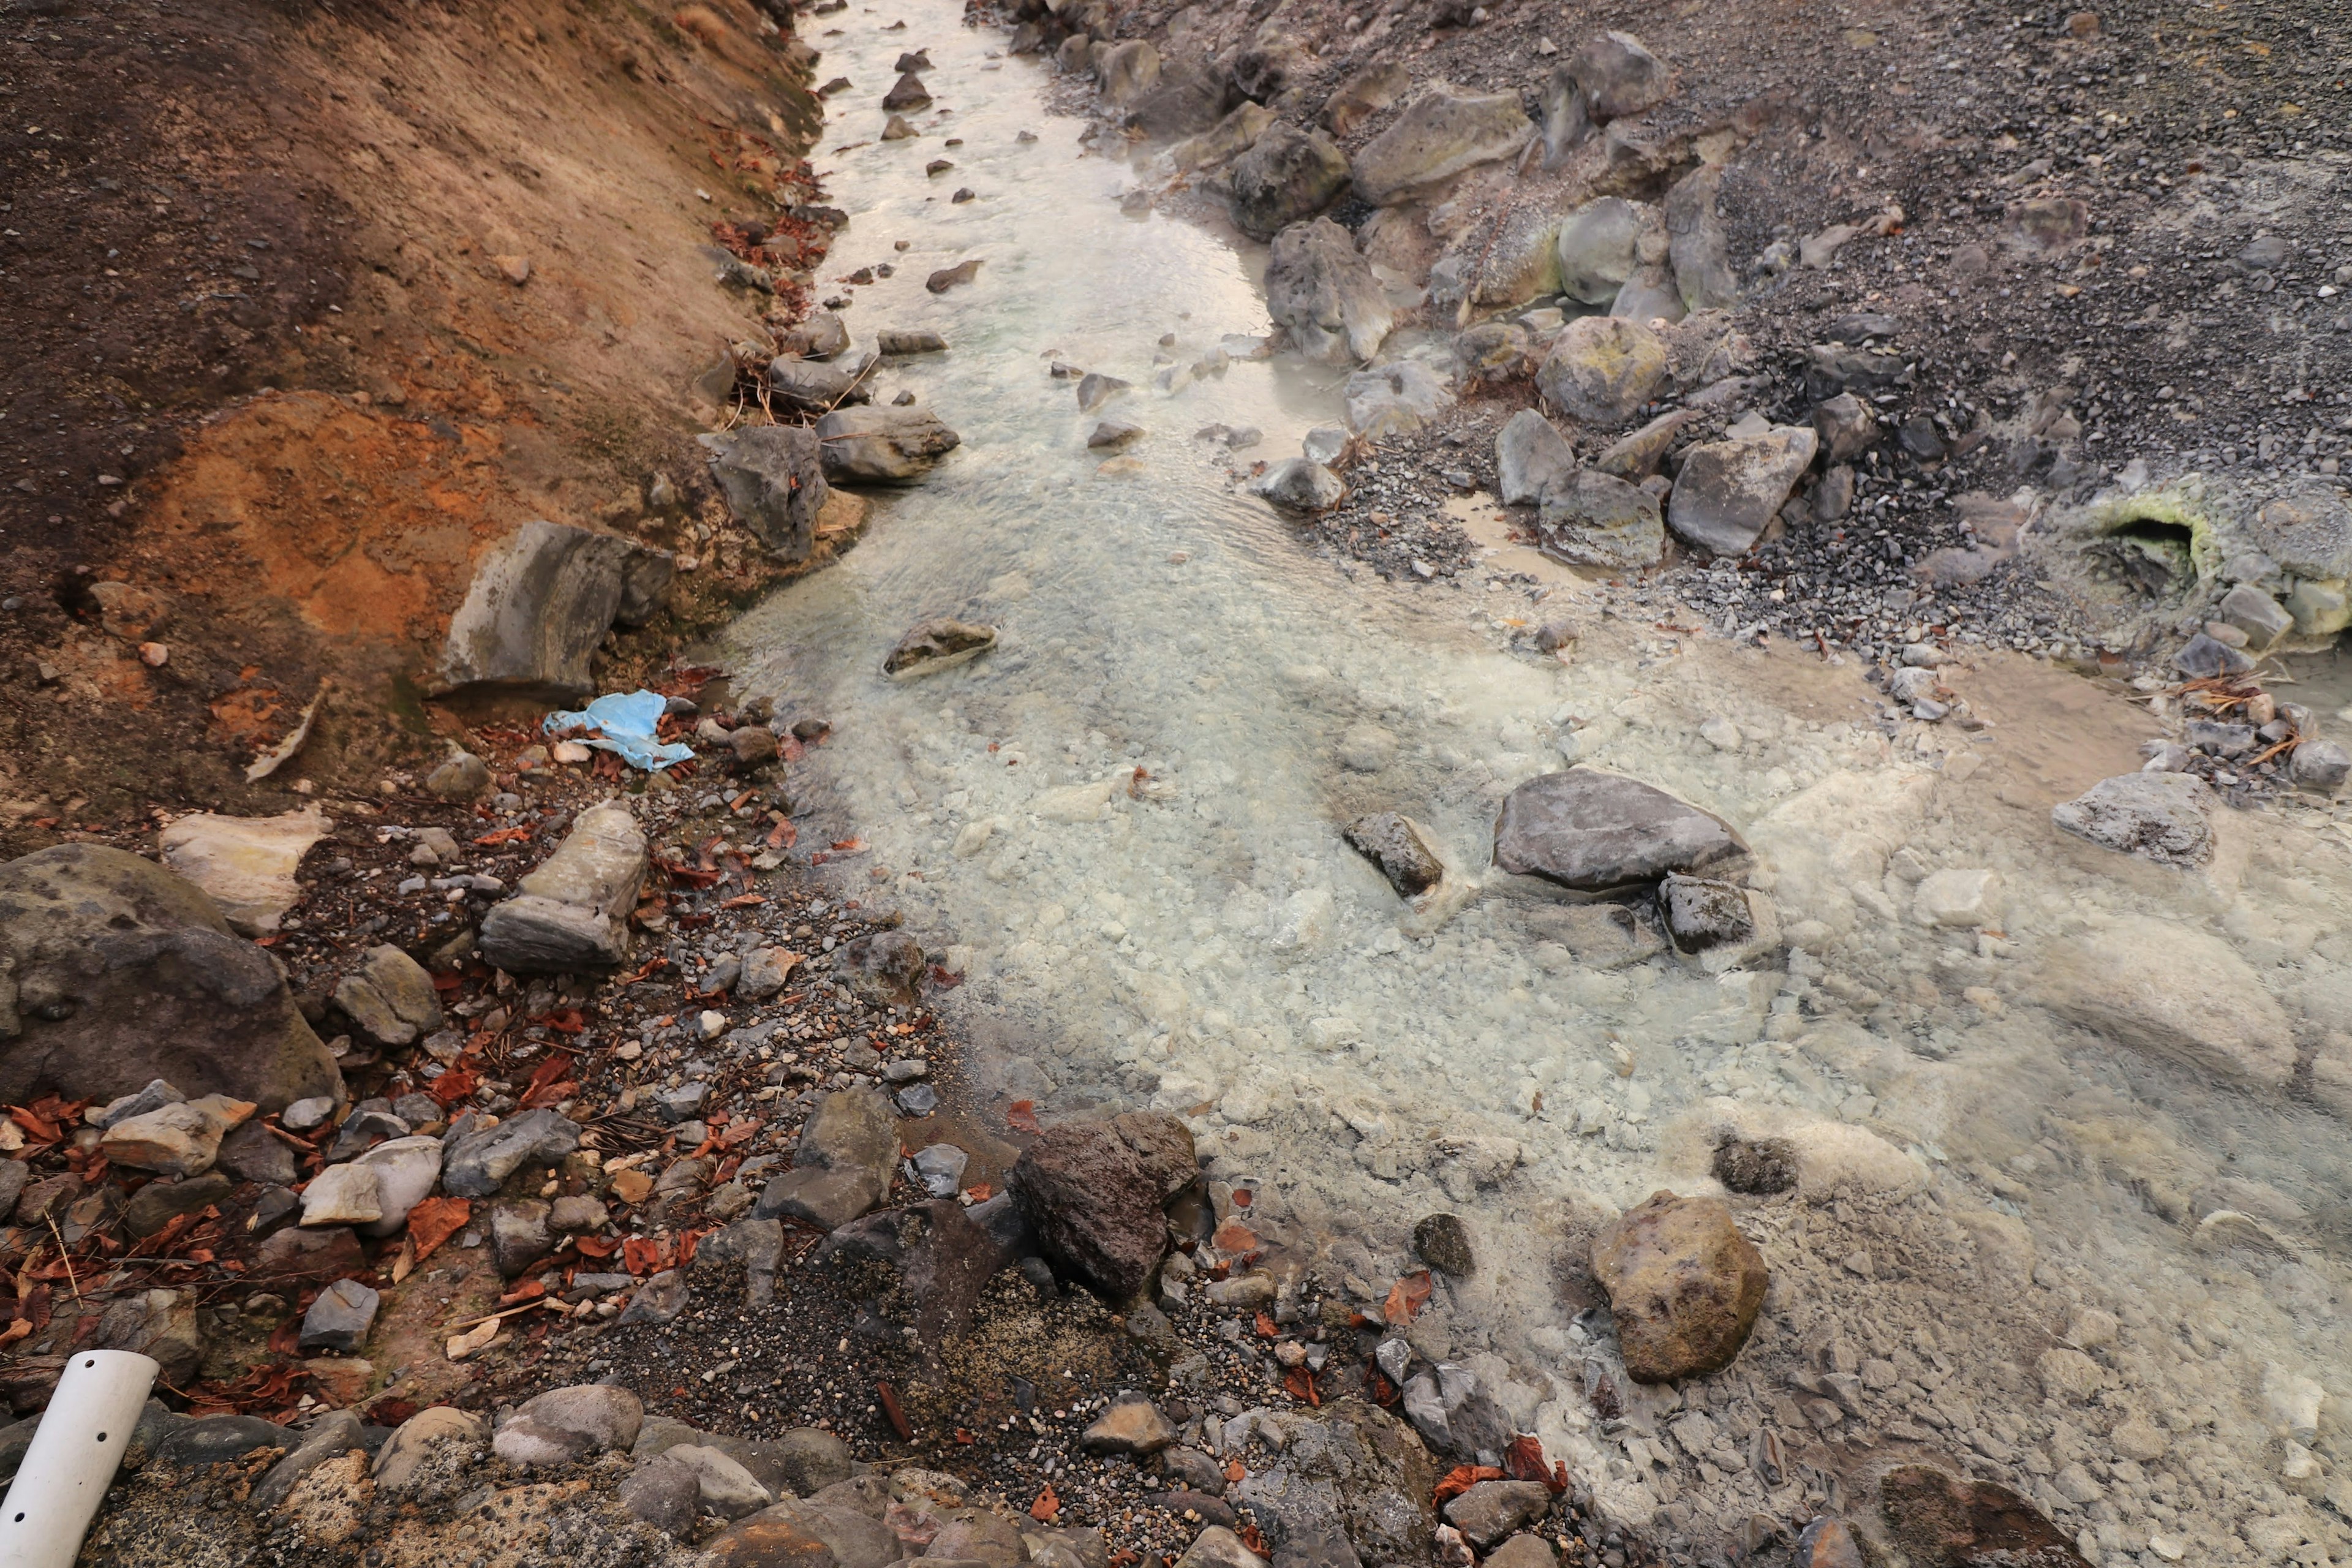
0, 845, 342, 1111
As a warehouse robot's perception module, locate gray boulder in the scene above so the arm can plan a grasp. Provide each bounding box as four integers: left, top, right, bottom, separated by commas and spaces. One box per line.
2217, 584, 2293, 649
1096, 40, 1160, 106
1229, 123, 1351, 243
496, 1383, 645, 1468
1011, 1113, 1195, 1300
1343, 363, 1453, 441
766, 355, 873, 415
815, 1197, 1018, 1341
1536, 315, 1667, 427
1664, 164, 1737, 312
1444, 1480, 1551, 1550
253, 1409, 367, 1511
704, 424, 832, 563
478, 802, 648, 973
2293, 739, 2351, 791
813, 407, 961, 483
2049, 772, 2215, 867
621, 1452, 701, 1534
1351, 85, 1531, 205
756, 1088, 899, 1229
1659, 873, 1780, 973
1542, 31, 1670, 163
1227, 1398, 1438, 1564
434, 519, 673, 699
2172, 633, 2254, 679
884, 620, 997, 679
776, 311, 850, 359
1537, 470, 1664, 570
491, 1199, 554, 1277
440, 1106, 582, 1198
1665, 426, 1818, 556
1554, 197, 1648, 306
0, 845, 342, 1112
1126, 58, 1237, 139
1265, 219, 1394, 366
1493, 769, 1746, 894
1252, 459, 1345, 513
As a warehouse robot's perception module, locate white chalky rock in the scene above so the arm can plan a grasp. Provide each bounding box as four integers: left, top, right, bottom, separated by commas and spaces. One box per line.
1911, 867, 2000, 927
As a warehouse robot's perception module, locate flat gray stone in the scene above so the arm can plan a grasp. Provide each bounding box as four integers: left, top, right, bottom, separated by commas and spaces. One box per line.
1537, 470, 1664, 570
439, 1106, 582, 1198
478, 803, 647, 973
435, 520, 671, 699
1351, 85, 1531, 205
1493, 769, 1746, 893
1665, 426, 1819, 556
813, 407, 961, 483
297, 1278, 379, 1354
2049, 772, 2215, 868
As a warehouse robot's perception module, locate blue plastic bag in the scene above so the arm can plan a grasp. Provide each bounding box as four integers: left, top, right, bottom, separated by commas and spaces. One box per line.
543, 689, 696, 771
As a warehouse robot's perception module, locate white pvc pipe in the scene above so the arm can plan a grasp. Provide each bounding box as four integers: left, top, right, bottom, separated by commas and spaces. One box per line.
0, 1350, 158, 1568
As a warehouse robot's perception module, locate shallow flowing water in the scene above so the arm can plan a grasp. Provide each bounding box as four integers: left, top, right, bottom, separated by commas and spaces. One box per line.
729, 11, 2352, 1561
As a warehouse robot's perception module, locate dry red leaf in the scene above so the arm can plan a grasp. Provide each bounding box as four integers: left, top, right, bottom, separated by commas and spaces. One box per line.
500, 1278, 548, 1306
1231, 1188, 1252, 1208
1432, 1465, 1504, 1507
406, 1196, 471, 1261
1223, 1460, 1246, 1484
1384, 1270, 1433, 1326
767, 817, 798, 850
963, 1183, 992, 1203
1006, 1101, 1041, 1134
1238, 1525, 1268, 1555
623, 1235, 666, 1276
1503, 1434, 1567, 1493
878, 1380, 913, 1441
1030, 1483, 1060, 1522
427, 1066, 480, 1109
473, 826, 533, 846
1254, 1312, 1279, 1339
1283, 1367, 1321, 1406
573, 1234, 621, 1258
1213, 1219, 1260, 1253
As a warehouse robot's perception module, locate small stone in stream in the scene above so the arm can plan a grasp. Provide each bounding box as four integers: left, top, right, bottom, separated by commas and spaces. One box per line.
2049, 772, 2214, 867
333, 943, 443, 1049
1413, 1212, 1475, 1276
777, 311, 850, 360
728, 725, 781, 769
1343, 813, 1446, 900
478, 803, 649, 973
925, 258, 980, 292
703, 424, 832, 562
894, 49, 931, 70
813, 406, 962, 481
426, 752, 492, 799
1591, 1191, 1768, 1382
924, 157, 953, 176
1494, 769, 1746, 894
1536, 315, 1667, 427
300, 1161, 383, 1226
1076, 372, 1129, 413
757, 1088, 899, 1229
2035, 915, 2294, 1088
298, 1277, 379, 1354
1227, 121, 1351, 242
1659, 872, 1780, 972
881, 113, 918, 140
897, 1082, 940, 1115
1302, 426, 1348, 467
1812, 393, 1877, 462
765, 356, 871, 415
1912, 868, 2000, 928
1711, 1134, 1798, 1195
2293, 739, 2352, 790
1877, 1466, 2089, 1567
881, 72, 930, 110
1252, 458, 1344, 511
951, 187, 975, 203
619, 1268, 692, 1325
1088, 419, 1144, 450
2173, 632, 2255, 679
1082, 1394, 1178, 1455
1443, 1480, 1551, 1551
1536, 470, 1664, 570
622, 1453, 701, 1534
914, 1142, 968, 1198
840, 929, 929, 1008
123, 1172, 233, 1239
1666, 426, 1819, 556
877, 328, 946, 355
440, 1105, 583, 1197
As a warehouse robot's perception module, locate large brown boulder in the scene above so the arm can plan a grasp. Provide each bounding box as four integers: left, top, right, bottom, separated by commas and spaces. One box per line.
0, 845, 343, 1112
1589, 1191, 1766, 1382
1878, 1465, 2089, 1567
1010, 1113, 1196, 1300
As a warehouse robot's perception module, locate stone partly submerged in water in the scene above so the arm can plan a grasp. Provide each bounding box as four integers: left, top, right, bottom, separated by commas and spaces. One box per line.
1491, 769, 1747, 894
1877, 1464, 2090, 1567
1343, 812, 1447, 900
1536, 469, 1664, 570
2049, 771, 2215, 867
2034, 914, 2295, 1088
813, 407, 962, 483
1253, 458, 1346, 512
702, 425, 832, 563
883, 619, 998, 679
1265, 218, 1395, 366
1589, 1190, 1768, 1382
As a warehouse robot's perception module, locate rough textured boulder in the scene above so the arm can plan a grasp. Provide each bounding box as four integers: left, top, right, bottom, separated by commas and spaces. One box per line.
1011, 1114, 1195, 1300
0, 845, 342, 1112
1320, 60, 1409, 137
1443, 1480, 1551, 1550
1492, 771, 1746, 893
1664, 163, 1737, 311
1127, 58, 1237, 138
478, 803, 648, 973
1229, 122, 1351, 242
2034, 916, 2294, 1087
1496, 410, 1575, 507
1265, 219, 1395, 366
1536, 315, 1668, 427
704, 425, 833, 562
813, 407, 961, 483
1096, 40, 1160, 107
1344, 813, 1446, 900
439, 1106, 582, 1198
2049, 772, 2214, 867
765, 356, 872, 415
837, 930, 929, 1008
1537, 470, 1664, 570
701, 1507, 844, 1568
434, 519, 673, 699
1659, 873, 1781, 973
1590, 1191, 1768, 1382
1343, 363, 1453, 441
756, 1089, 899, 1230
1351, 85, 1531, 205
333, 943, 443, 1047
1553, 198, 1649, 306
1878, 1466, 2090, 1567
1227, 1398, 1438, 1564
884, 620, 996, 679
1253, 459, 1345, 512
1665, 426, 1818, 556
156, 809, 331, 937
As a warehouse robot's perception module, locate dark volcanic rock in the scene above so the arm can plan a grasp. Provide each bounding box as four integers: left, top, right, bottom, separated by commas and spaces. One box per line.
1878, 1465, 2090, 1567
704, 425, 833, 563
1343, 813, 1445, 899
1492, 771, 1746, 893
1011, 1114, 1195, 1300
